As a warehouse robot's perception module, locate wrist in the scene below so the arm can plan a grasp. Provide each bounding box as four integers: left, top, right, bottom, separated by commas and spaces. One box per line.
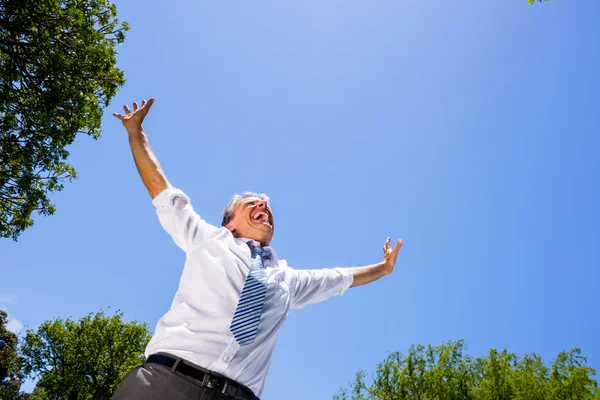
379, 261, 393, 276
126, 125, 144, 136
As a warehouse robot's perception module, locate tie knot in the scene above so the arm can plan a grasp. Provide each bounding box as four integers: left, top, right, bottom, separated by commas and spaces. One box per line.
249, 243, 271, 260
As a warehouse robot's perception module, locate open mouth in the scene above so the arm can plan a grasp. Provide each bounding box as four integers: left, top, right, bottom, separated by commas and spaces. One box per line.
252, 211, 272, 227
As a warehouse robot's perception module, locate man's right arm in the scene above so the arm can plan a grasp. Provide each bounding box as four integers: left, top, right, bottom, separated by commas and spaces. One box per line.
128, 126, 170, 199
113, 98, 170, 198
114, 98, 217, 252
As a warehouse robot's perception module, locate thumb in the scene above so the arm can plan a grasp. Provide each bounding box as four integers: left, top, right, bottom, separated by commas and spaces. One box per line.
144, 97, 156, 111
392, 239, 403, 255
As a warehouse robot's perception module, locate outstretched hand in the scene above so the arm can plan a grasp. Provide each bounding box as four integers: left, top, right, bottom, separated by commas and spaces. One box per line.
113, 98, 155, 131
382, 237, 403, 274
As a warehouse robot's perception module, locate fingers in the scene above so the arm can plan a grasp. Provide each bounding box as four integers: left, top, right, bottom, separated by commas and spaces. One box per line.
383, 237, 391, 252
383, 237, 402, 255
118, 98, 155, 120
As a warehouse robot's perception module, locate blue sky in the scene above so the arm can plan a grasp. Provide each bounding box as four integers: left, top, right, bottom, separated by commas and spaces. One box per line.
1, 0, 599, 398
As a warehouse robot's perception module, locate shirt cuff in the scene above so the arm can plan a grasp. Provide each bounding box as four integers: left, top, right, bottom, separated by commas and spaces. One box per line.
152, 187, 190, 210
333, 267, 354, 296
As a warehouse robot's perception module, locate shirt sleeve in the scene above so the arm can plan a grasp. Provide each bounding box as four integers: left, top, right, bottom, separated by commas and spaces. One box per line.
289, 267, 354, 310
152, 187, 218, 253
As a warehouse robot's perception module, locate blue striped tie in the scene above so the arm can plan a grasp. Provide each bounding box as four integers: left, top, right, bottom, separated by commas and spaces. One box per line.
230, 243, 270, 346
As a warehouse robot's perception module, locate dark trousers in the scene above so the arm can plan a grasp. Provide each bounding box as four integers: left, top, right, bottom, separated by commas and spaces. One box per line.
112, 355, 258, 400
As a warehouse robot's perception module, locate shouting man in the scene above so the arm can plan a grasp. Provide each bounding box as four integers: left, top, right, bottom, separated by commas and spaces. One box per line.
111, 98, 402, 400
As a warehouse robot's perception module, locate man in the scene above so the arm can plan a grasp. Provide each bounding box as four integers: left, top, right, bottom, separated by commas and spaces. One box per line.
111, 98, 403, 400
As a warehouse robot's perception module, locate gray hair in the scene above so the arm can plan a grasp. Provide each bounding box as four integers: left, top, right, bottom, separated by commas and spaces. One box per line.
221, 191, 270, 227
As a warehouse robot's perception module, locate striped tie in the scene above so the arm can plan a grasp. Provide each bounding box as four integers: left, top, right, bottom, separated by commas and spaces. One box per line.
230, 243, 270, 346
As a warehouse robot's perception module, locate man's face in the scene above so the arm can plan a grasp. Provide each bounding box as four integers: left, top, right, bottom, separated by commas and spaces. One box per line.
225, 197, 274, 246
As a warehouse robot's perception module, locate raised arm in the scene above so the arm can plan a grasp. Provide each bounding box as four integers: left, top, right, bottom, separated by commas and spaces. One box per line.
113, 98, 170, 199
288, 237, 403, 309
346, 237, 403, 287
114, 98, 216, 252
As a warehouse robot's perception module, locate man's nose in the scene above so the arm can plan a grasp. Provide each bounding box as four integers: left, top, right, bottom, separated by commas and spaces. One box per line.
256, 200, 267, 209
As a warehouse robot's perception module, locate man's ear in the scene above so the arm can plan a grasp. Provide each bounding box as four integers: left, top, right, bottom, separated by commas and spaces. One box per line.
225, 221, 236, 233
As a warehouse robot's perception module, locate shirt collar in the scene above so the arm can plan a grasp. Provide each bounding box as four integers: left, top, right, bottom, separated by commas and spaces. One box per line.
238, 238, 279, 267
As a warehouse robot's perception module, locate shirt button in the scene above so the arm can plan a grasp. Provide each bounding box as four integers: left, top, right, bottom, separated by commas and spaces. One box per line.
223, 355, 231, 362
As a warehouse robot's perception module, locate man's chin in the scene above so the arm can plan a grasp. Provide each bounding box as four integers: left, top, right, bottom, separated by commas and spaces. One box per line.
251, 221, 273, 231
243, 229, 273, 244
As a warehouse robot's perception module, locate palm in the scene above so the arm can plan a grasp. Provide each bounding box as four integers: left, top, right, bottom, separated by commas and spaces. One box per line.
113, 98, 155, 129
383, 237, 403, 271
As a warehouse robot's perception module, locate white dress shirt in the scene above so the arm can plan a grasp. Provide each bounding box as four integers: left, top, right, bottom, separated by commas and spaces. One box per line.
144, 188, 354, 397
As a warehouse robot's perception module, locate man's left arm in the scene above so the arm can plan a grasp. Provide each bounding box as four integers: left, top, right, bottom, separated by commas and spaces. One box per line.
346, 237, 403, 287
288, 237, 402, 309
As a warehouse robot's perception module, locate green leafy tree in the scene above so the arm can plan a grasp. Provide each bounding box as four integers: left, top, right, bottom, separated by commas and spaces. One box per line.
0, 310, 24, 400
335, 340, 475, 400
472, 349, 518, 399
0, 0, 129, 240
335, 340, 600, 400
529, 0, 550, 4
511, 353, 550, 399
19, 310, 151, 400
548, 349, 599, 399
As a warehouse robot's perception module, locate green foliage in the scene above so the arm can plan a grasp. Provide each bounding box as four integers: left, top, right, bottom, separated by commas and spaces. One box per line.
335, 340, 600, 400
19, 310, 151, 400
529, 0, 550, 4
0, 0, 129, 240
0, 310, 24, 399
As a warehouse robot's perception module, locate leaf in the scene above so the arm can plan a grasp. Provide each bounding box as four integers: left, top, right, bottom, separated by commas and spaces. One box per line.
19, 309, 151, 400
0, 0, 128, 240
337, 340, 599, 399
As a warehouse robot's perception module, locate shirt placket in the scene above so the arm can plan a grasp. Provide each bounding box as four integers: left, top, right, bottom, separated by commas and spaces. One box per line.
212, 247, 254, 373
211, 336, 240, 372
212, 245, 276, 374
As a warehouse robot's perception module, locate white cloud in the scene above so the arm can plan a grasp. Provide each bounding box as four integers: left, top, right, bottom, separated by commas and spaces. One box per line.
6, 318, 23, 333
0, 294, 16, 305
0, 295, 22, 333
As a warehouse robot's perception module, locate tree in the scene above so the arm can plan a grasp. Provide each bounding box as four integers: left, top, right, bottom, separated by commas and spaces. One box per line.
0, 0, 129, 240
335, 340, 600, 400
548, 349, 600, 399
19, 310, 151, 400
529, 0, 550, 4
0, 310, 24, 399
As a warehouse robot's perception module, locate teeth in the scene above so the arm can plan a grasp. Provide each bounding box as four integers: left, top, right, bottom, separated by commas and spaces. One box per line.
254, 212, 267, 221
